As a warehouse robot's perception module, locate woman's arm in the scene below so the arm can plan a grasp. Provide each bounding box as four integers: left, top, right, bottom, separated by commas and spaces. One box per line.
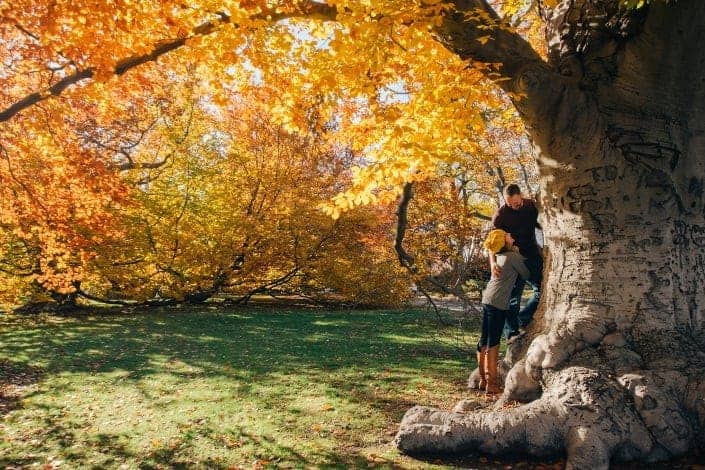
513, 254, 530, 280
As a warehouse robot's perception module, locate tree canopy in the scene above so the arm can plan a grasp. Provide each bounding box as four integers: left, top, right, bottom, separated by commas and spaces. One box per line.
0, 0, 538, 305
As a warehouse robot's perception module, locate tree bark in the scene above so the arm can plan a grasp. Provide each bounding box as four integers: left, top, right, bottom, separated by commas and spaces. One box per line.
396, 1, 705, 467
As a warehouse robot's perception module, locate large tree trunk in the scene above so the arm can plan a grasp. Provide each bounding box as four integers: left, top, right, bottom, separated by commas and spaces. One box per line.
395, 1, 705, 467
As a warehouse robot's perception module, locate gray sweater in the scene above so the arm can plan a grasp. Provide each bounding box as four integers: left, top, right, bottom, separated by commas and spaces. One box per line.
481, 250, 530, 310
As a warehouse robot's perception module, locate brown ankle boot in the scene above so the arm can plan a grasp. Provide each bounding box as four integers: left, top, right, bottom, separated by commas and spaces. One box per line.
476, 348, 487, 390
485, 345, 502, 394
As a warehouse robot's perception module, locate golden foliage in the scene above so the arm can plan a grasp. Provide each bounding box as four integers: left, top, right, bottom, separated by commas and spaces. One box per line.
0, 0, 542, 305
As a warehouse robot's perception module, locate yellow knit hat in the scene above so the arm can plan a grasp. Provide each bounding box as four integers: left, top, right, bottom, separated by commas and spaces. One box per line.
483, 229, 507, 254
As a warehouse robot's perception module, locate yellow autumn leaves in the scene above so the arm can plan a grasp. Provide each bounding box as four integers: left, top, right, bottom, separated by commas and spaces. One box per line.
0, 0, 540, 305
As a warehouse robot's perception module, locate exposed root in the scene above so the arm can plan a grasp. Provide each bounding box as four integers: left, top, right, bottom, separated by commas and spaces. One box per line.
395, 365, 686, 469
395, 398, 562, 458
618, 371, 693, 459
448, 321, 705, 468
502, 358, 541, 402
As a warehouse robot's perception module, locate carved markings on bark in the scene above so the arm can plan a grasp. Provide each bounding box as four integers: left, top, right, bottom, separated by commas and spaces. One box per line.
553, 130, 705, 336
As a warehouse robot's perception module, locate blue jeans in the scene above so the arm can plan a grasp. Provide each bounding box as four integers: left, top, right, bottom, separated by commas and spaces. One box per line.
505, 255, 543, 336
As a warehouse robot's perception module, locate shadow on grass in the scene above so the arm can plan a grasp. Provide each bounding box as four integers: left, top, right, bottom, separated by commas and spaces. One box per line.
0, 360, 44, 418
139, 426, 381, 470
0, 306, 474, 390
0, 306, 478, 467
409, 449, 705, 470
405, 450, 567, 470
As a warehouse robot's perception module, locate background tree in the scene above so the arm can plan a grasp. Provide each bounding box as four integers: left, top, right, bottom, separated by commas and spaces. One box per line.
0, 56, 414, 307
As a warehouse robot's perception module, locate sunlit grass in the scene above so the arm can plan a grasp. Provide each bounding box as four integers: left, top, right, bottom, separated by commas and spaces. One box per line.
0, 307, 480, 469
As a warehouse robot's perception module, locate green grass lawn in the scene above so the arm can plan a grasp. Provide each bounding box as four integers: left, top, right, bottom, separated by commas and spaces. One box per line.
0, 306, 484, 469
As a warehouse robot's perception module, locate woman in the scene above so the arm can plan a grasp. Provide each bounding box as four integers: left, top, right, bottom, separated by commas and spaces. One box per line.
478, 229, 530, 394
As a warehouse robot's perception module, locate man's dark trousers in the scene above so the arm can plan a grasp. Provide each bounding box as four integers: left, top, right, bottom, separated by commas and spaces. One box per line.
506, 255, 543, 332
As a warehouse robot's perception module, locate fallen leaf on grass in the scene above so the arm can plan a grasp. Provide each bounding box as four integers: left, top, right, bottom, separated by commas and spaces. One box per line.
168, 438, 182, 450
366, 453, 387, 464
222, 435, 243, 448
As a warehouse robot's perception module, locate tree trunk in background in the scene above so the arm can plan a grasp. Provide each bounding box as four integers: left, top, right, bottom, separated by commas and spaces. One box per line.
396, 1, 705, 467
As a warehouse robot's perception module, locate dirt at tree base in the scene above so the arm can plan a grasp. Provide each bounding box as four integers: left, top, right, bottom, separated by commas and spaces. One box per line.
411, 450, 704, 469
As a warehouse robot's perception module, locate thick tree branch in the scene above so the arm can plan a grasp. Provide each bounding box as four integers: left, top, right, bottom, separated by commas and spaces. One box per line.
76, 287, 132, 306
467, 210, 491, 221
435, 0, 552, 86
434, 0, 578, 140
394, 182, 483, 325
0, 69, 93, 123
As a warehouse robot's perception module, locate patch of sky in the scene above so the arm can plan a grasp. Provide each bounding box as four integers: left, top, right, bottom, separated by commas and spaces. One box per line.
359, 141, 383, 167
349, 95, 371, 124
200, 130, 231, 158
239, 58, 264, 87
282, 19, 335, 52
199, 96, 222, 117
378, 80, 411, 105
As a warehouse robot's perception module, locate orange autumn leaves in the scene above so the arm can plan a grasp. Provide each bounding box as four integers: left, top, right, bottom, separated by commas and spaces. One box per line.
0, 75, 412, 306
0, 119, 130, 298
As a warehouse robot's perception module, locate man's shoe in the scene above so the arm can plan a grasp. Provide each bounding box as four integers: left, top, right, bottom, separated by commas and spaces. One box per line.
507, 330, 525, 344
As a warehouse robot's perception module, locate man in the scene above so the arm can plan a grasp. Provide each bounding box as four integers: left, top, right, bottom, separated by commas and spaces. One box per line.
489, 184, 543, 342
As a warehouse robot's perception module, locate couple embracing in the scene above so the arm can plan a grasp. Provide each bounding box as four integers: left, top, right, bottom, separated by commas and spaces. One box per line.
476, 184, 543, 394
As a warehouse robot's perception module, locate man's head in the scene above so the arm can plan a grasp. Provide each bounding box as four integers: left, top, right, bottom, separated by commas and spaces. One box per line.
504, 184, 523, 211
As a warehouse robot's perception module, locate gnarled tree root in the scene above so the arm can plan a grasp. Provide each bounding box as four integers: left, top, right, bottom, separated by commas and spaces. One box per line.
395, 361, 700, 469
